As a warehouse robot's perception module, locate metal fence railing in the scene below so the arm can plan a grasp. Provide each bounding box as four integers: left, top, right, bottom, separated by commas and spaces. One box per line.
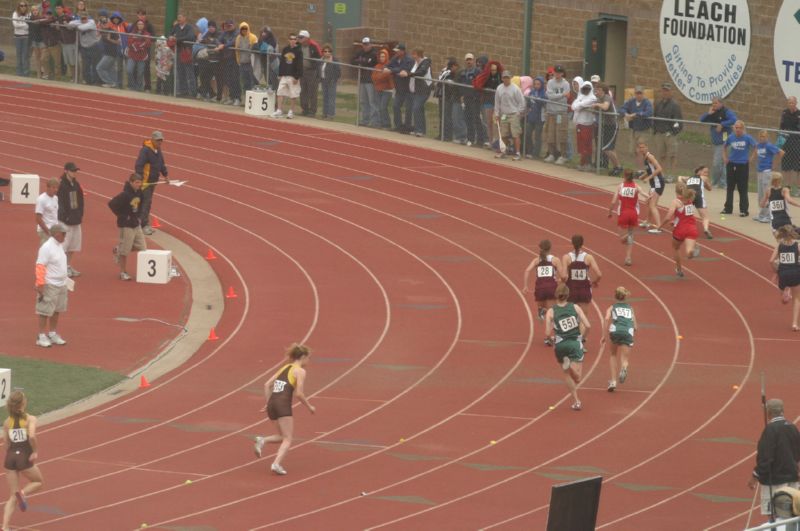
3, 16, 800, 199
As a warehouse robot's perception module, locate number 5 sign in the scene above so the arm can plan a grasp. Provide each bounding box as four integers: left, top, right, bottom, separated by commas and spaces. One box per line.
244, 90, 274, 117
0, 369, 11, 407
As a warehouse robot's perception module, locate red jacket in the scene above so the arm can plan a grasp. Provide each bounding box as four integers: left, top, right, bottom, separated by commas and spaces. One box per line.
127, 31, 151, 61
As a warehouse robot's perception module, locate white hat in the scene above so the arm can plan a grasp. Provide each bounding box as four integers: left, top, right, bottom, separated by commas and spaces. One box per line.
590, 74, 601, 83
298, 30, 310, 38
361, 36, 371, 44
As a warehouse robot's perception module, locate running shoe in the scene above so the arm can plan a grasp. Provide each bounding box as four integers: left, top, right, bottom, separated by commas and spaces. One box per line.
691, 245, 701, 259
254, 436, 265, 458
570, 401, 582, 411
120, 272, 132, 281
143, 226, 154, 235
607, 380, 617, 392
537, 307, 546, 321
544, 337, 553, 347
271, 463, 287, 475
271, 109, 284, 118
704, 230, 713, 240
287, 110, 294, 119
624, 257, 632, 266
647, 228, 662, 234
626, 233, 634, 245
16, 490, 27, 512
554, 156, 567, 165
639, 220, 650, 228
543, 154, 555, 163
561, 357, 571, 371
719, 210, 732, 215
676, 268, 685, 278
619, 366, 628, 383
512, 154, 521, 161
47, 332, 66, 345
36, 334, 51, 348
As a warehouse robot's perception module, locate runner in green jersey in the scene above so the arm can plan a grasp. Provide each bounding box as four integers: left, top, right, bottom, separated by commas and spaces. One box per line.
546, 284, 591, 411
601, 286, 638, 392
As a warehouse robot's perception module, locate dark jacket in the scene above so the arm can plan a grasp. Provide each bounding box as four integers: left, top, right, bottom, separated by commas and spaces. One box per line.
753, 417, 800, 486
108, 181, 144, 228
409, 57, 432, 95
700, 106, 737, 145
278, 44, 303, 79
653, 97, 683, 134
320, 59, 341, 87
351, 46, 377, 84
57, 174, 84, 225
134, 139, 168, 185
387, 53, 414, 92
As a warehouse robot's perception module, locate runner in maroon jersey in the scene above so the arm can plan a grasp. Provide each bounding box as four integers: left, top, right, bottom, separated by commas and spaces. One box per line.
562, 234, 602, 311
523, 239, 564, 344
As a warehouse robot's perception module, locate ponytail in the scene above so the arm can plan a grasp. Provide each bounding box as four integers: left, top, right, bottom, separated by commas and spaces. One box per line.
571, 234, 584, 255
539, 239, 551, 263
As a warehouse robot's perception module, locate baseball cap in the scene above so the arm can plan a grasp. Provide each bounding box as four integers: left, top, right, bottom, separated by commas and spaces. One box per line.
546, 66, 555, 74
298, 30, 310, 38
554, 64, 565, 73
49, 223, 67, 234
64, 161, 79, 171
393, 43, 406, 51
152, 130, 164, 140
361, 36, 370, 44
590, 74, 600, 83
661, 82, 673, 90
634, 85, 644, 93
501, 70, 512, 78
464, 53, 475, 60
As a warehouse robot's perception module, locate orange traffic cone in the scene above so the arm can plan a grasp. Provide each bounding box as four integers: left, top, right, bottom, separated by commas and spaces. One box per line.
205, 249, 217, 260
151, 215, 162, 228
208, 327, 220, 341
139, 375, 151, 388
225, 286, 238, 299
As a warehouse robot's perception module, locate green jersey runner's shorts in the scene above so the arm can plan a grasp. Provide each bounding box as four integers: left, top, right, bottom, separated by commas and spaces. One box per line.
554, 339, 584, 364
610, 329, 634, 347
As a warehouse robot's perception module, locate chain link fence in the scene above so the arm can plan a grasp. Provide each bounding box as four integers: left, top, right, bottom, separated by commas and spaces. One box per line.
3, 17, 800, 197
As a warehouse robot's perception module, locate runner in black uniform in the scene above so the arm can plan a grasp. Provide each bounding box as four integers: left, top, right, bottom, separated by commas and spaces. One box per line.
680, 165, 713, 238
761, 173, 800, 235
253, 344, 315, 475
638, 141, 665, 233
2, 391, 44, 530
770, 225, 800, 331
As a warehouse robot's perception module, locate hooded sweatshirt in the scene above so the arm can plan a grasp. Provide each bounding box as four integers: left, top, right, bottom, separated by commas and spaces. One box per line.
134, 139, 168, 187
108, 180, 144, 228
235, 22, 258, 65
545, 73, 570, 115
102, 12, 125, 56
372, 48, 394, 92
571, 78, 597, 126
526, 76, 547, 123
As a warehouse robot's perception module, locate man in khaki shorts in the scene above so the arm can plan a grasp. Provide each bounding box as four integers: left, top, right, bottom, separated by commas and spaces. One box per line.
494, 70, 526, 161
35, 223, 69, 347
272, 33, 303, 119
108, 173, 147, 281
652, 82, 683, 182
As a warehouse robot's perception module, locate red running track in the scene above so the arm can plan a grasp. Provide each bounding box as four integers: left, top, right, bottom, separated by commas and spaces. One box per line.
1, 79, 797, 530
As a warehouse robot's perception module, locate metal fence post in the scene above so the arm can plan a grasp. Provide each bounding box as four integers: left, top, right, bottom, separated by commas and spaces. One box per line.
440, 82, 445, 142
74, 39, 79, 84
596, 110, 603, 173
172, 42, 178, 98
356, 68, 361, 127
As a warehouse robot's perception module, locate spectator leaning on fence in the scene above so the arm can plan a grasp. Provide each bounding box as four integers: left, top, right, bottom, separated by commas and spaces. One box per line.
652, 82, 682, 182
571, 77, 596, 171
699, 97, 737, 189
273, 33, 302, 119
523, 75, 546, 159
40, 8, 61, 80
436, 57, 466, 143
297, 30, 322, 117
131, 9, 156, 92
234, 22, 258, 104
544, 64, 570, 164
126, 18, 151, 91
458, 53, 484, 147
171, 14, 197, 98
371, 47, 393, 128
55, 4, 76, 80
387, 43, 413, 134
155, 36, 175, 96
594, 83, 622, 176
12, 1, 31, 77
494, 70, 526, 161
97, 10, 123, 88
196, 21, 222, 102
620, 85, 653, 164
409, 48, 432, 137
69, 11, 102, 85
218, 20, 240, 105
319, 43, 340, 120
352, 37, 378, 127
474, 59, 503, 149
780, 96, 800, 197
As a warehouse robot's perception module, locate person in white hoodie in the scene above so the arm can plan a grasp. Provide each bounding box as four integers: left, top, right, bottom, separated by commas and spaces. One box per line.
571, 77, 597, 171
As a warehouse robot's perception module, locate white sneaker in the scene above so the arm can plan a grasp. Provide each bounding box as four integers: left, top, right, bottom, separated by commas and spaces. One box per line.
142, 226, 154, 235
271, 463, 287, 475
555, 156, 567, 165
120, 272, 132, 281
647, 228, 662, 234
254, 436, 265, 458
36, 334, 52, 348
543, 154, 555, 163
233, 99, 241, 106
286, 110, 294, 119
48, 332, 66, 345
691, 245, 700, 258
271, 109, 283, 118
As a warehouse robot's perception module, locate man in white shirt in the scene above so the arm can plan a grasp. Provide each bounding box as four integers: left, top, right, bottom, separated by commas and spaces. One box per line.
35, 223, 69, 347
35, 178, 60, 245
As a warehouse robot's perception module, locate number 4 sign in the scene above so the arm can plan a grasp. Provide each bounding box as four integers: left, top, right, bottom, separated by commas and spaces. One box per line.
10, 174, 40, 204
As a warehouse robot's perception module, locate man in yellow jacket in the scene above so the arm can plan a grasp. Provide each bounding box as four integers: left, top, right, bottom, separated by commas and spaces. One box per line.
134, 130, 169, 235
235, 22, 259, 106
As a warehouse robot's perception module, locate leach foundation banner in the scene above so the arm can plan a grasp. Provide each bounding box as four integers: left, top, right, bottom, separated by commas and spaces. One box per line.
660, 0, 751, 103
774, 0, 800, 100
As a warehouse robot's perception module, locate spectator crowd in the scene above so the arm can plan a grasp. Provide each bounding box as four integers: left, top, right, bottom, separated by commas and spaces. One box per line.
8, 1, 800, 198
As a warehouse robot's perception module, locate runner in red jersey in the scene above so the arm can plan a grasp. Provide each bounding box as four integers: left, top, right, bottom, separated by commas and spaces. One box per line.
658, 182, 700, 278
608, 170, 650, 266
523, 239, 564, 344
